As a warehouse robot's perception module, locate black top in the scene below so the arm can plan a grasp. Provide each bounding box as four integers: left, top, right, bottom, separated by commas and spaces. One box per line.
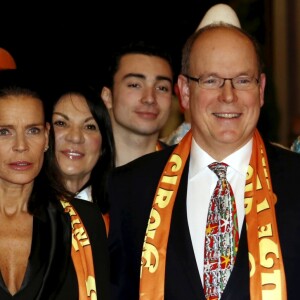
0, 198, 110, 300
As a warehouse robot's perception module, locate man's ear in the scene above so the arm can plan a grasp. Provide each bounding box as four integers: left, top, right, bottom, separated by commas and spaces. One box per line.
101, 86, 113, 109
177, 75, 190, 110
258, 73, 266, 108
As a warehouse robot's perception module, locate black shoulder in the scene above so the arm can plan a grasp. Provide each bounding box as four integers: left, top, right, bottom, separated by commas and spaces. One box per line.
266, 141, 300, 166
71, 198, 110, 300
158, 140, 170, 149
71, 198, 105, 230
113, 144, 176, 176
265, 141, 300, 187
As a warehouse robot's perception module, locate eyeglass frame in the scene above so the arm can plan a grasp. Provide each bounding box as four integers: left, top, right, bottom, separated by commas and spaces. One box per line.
183, 74, 260, 90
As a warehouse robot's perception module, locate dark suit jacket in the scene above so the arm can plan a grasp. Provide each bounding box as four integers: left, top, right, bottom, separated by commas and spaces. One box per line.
108, 140, 300, 300
0, 198, 110, 300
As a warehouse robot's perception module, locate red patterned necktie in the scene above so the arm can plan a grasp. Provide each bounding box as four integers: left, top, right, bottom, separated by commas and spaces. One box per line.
203, 162, 239, 300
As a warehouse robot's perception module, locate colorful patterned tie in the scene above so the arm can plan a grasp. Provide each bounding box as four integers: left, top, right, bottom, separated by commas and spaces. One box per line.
203, 162, 239, 300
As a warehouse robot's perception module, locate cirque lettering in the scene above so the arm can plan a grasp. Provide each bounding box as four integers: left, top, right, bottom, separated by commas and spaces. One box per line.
146, 208, 161, 239
71, 219, 91, 250
260, 238, 279, 268
141, 209, 161, 276
244, 197, 253, 215
155, 188, 174, 208
244, 165, 254, 215
245, 153, 283, 299
249, 252, 255, 277
260, 238, 281, 294
71, 218, 80, 227
168, 153, 182, 172
86, 275, 97, 299
257, 198, 270, 213
258, 223, 272, 239
261, 270, 282, 299
141, 154, 183, 277
141, 242, 159, 274
63, 202, 91, 249
61, 200, 75, 214
74, 227, 90, 246
61, 199, 97, 299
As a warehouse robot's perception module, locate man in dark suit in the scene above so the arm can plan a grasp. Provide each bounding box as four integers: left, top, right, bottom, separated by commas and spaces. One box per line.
108, 9, 300, 300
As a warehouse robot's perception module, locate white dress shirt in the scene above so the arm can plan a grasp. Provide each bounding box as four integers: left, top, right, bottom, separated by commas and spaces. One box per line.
75, 185, 92, 202
187, 138, 252, 282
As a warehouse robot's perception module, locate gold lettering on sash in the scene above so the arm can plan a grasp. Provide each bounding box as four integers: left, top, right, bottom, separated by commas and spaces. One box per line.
70, 218, 91, 249
146, 208, 161, 239
256, 175, 262, 189
61, 201, 76, 216
258, 223, 272, 238
68, 206, 76, 216
74, 227, 90, 246
90, 292, 97, 300
245, 166, 254, 215
261, 154, 271, 190
259, 239, 279, 268
71, 219, 81, 250
169, 154, 182, 172
245, 165, 254, 194
242, 136, 286, 300
246, 165, 254, 180
245, 182, 253, 193
155, 188, 173, 208
71, 218, 80, 227
249, 252, 256, 277
141, 153, 184, 277
86, 275, 97, 297
161, 175, 177, 185
262, 270, 282, 300
61, 201, 68, 209
141, 242, 159, 276
257, 198, 270, 213
244, 197, 253, 215
60, 200, 96, 298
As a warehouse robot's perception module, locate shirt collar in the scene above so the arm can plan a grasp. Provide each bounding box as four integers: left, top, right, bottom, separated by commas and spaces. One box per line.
189, 137, 253, 178
75, 185, 92, 202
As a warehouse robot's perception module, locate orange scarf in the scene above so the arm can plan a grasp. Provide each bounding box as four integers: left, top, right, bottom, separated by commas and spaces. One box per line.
245, 130, 286, 300
139, 129, 286, 300
156, 141, 164, 151
102, 213, 110, 236
61, 200, 97, 300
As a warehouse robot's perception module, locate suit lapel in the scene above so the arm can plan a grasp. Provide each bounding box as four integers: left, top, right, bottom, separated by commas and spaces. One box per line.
35, 202, 72, 300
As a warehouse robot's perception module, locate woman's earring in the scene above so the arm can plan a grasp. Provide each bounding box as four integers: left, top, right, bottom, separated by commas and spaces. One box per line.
44, 146, 49, 152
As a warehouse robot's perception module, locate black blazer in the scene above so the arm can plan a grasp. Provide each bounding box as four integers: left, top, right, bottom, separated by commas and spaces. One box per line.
46, 198, 110, 300
0, 198, 110, 300
108, 140, 300, 300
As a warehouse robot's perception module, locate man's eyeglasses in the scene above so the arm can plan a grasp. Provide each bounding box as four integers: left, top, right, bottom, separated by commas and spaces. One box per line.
183, 74, 260, 91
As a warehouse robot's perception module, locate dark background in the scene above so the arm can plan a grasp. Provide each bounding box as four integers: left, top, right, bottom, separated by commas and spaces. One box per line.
2, 0, 279, 142
1, 1, 265, 82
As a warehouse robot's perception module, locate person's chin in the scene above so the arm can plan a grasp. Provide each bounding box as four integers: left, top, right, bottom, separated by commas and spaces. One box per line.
60, 164, 83, 177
